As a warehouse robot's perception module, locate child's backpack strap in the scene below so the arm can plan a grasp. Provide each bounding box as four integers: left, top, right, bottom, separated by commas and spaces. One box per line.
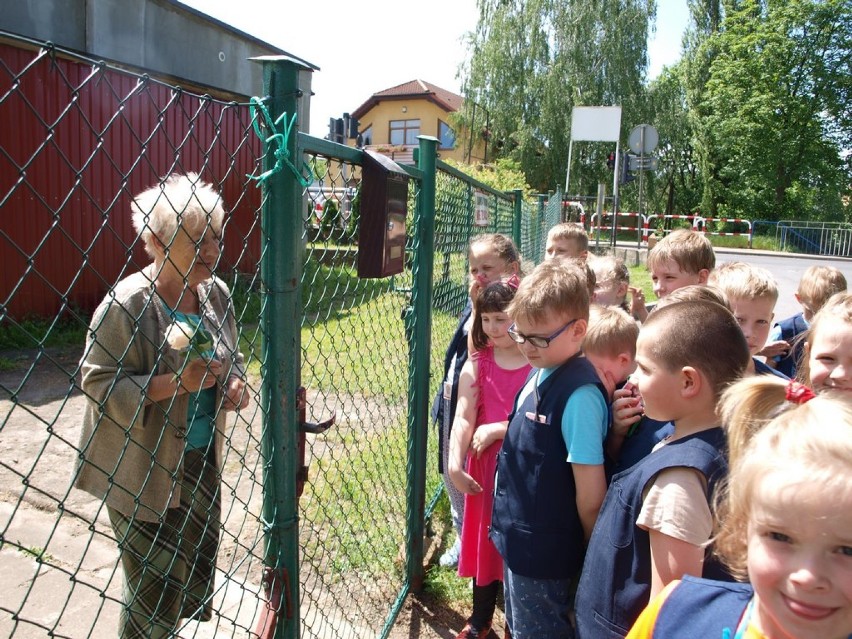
653, 576, 752, 638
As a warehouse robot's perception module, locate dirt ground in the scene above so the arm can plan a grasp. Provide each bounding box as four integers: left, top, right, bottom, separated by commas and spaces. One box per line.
387, 547, 507, 639
0, 347, 492, 638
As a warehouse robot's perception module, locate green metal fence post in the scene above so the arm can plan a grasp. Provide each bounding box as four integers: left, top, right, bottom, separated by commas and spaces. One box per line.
407, 135, 439, 592
255, 55, 312, 639
512, 188, 523, 250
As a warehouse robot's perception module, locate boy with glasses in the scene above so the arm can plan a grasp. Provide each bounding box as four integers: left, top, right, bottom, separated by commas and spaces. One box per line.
490, 261, 609, 639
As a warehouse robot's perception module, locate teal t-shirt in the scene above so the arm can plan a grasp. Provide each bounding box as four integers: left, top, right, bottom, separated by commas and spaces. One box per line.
515, 365, 609, 465
166, 306, 217, 451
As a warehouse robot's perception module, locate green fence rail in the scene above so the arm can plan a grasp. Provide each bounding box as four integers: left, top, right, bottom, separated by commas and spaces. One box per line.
0, 37, 550, 639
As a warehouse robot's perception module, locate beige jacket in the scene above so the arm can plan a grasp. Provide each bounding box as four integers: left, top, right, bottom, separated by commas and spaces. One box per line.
74, 271, 244, 521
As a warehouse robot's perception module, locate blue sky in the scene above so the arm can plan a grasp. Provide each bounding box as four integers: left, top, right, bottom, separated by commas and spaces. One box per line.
181, 0, 691, 138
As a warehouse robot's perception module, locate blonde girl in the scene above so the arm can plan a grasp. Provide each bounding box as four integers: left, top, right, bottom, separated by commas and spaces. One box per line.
627, 376, 852, 639
434, 233, 521, 567
798, 291, 852, 394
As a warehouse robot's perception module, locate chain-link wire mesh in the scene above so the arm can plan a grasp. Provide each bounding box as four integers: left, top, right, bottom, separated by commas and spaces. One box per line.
296, 152, 423, 638
1, 32, 555, 639
0, 35, 269, 639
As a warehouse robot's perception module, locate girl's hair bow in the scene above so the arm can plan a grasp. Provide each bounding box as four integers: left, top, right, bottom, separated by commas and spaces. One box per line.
503, 274, 521, 290
785, 380, 816, 404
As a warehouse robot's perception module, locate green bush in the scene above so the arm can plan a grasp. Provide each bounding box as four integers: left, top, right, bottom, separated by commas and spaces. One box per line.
346, 191, 360, 242
320, 198, 341, 241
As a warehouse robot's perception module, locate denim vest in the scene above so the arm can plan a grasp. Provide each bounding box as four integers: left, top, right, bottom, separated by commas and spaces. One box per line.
775, 312, 807, 378
490, 355, 605, 580
608, 417, 673, 479
652, 577, 752, 638
575, 427, 730, 639
753, 356, 789, 380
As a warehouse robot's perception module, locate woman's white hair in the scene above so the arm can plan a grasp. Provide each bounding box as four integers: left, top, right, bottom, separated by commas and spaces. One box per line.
131, 172, 225, 258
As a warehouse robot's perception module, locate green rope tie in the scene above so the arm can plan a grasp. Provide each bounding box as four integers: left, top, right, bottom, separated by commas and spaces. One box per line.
247, 96, 313, 188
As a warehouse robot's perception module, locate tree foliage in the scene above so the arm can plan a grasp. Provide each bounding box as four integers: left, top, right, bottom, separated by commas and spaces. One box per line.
692, 0, 851, 220
646, 64, 702, 216
461, 0, 850, 222
460, 0, 656, 194
442, 157, 534, 196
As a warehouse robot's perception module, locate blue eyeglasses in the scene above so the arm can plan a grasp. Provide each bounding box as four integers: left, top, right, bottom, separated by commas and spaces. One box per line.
508, 318, 578, 348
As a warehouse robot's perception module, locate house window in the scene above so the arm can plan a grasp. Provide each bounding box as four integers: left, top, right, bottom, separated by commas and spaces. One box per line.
390, 119, 420, 145
438, 120, 456, 149
360, 125, 372, 146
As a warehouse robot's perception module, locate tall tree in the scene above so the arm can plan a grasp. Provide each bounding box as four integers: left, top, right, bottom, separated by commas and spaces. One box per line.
681, 0, 725, 216
459, 0, 657, 193
646, 63, 702, 216
694, 0, 851, 220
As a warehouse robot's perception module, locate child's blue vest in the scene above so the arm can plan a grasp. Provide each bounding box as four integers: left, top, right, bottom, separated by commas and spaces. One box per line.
608, 417, 674, 479
652, 576, 753, 637
574, 428, 730, 639
489, 355, 605, 580
775, 312, 808, 378
753, 356, 789, 380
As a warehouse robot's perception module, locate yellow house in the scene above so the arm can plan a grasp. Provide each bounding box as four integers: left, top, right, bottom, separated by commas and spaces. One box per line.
350, 79, 488, 165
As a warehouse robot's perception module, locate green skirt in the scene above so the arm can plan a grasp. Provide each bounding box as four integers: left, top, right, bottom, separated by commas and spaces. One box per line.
108, 448, 221, 639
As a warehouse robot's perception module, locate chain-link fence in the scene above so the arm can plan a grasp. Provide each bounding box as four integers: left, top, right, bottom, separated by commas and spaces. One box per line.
0, 35, 551, 639
0, 34, 268, 639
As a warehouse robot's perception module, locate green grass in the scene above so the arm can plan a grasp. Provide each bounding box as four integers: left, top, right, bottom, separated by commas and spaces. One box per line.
300, 400, 445, 579
0, 315, 87, 351
709, 234, 785, 251
594, 227, 785, 252
301, 416, 410, 576
423, 562, 471, 605
301, 293, 409, 397
422, 491, 470, 605
628, 264, 654, 299
17, 544, 56, 564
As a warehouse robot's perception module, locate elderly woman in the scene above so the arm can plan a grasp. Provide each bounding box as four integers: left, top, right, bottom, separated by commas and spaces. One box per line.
74, 173, 249, 638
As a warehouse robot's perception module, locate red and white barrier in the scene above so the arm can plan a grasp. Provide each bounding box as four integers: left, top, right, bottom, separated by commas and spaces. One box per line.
589, 212, 646, 242
587, 212, 754, 247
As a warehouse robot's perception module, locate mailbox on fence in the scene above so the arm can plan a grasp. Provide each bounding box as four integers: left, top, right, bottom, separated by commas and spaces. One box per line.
357, 150, 409, 278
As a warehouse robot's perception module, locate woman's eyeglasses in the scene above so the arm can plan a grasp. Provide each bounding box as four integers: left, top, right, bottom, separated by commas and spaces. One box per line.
508, 319, 577, 348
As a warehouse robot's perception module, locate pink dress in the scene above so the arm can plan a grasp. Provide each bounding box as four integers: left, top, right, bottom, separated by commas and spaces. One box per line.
457, 346, 531, 584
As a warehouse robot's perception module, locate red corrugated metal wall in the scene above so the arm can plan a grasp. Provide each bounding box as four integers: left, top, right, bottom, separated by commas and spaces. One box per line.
0, 41, 263, 321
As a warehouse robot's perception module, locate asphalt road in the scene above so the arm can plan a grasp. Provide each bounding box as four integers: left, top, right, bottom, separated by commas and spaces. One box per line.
713, 248, 852, 322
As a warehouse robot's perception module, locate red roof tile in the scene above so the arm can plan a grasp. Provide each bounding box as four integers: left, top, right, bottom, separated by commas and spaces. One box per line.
351, 79, 464, 120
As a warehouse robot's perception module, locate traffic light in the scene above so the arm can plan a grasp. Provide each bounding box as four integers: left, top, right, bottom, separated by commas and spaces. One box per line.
328, 114, 360, 144
619, 152, 636, 185
346, 115, 359, 140
606, 152, 616, 171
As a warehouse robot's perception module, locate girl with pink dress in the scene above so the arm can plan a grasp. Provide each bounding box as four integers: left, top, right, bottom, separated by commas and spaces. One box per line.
448, 280, 532, 639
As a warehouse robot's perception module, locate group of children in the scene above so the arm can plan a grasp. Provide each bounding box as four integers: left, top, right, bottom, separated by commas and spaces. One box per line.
435, 224, 851, 639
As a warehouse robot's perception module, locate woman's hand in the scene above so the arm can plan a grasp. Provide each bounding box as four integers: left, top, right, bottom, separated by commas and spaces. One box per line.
178, 358, 222, 393
223, 376, 250, 411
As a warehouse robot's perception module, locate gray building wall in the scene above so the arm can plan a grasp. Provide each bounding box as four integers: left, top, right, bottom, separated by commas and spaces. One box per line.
1, 0, 317, 99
